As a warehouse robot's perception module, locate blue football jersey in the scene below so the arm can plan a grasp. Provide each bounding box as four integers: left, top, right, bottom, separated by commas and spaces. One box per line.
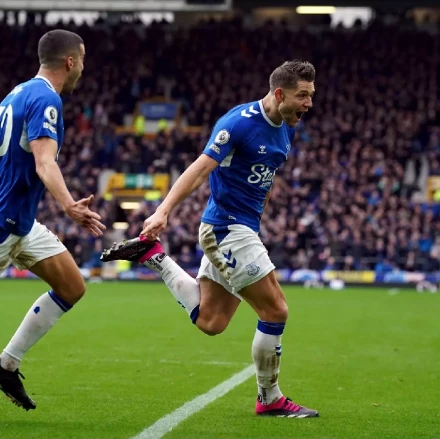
0, 75, 64, 241
202, 99, 295, 232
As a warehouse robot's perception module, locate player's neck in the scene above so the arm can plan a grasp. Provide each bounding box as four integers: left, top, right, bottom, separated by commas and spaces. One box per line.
36, 68, 64, 94
262, 94, 283, 125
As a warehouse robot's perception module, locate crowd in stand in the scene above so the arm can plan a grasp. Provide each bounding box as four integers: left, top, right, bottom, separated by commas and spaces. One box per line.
2, 13, 440, 272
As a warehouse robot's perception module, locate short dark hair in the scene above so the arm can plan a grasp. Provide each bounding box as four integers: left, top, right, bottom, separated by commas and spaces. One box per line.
38, 30, 84, 67
269, 60, 315, 91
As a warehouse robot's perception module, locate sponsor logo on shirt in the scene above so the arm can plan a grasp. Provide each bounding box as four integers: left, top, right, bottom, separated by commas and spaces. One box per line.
43, 122, 56, 134
209, 143, 221, 154
247, 164, 277, 188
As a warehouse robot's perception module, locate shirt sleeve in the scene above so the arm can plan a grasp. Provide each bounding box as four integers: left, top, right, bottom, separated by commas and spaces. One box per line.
203, 116, 243, 163
25, 91, 62, 143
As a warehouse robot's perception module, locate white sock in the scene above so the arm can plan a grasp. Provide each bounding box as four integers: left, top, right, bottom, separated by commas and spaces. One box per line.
252, 320, 285, 405
0, 291, 71, 371
142, 252, 200, 320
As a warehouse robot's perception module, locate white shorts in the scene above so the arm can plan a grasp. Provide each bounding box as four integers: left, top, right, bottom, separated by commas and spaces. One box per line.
0, 221, 66, 274
197, 222, 275, 297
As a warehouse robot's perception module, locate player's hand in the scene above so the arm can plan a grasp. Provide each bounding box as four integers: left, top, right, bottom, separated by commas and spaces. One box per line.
65, 195, 106, 237
140, 210, 168, 239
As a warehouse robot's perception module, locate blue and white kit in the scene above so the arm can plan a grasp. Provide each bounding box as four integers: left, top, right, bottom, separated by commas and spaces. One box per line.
197, 100, 295, 294
0, 76, 66, 273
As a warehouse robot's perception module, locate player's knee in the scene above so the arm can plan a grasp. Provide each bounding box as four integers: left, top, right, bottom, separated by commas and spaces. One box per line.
73, 278, 87, 302
198, 316, 230, 336
56, 277, 86, 304
75, 279, 87, 300
259, 299, 289, 323
202, 324, 226, 336
274, 300, 289, 322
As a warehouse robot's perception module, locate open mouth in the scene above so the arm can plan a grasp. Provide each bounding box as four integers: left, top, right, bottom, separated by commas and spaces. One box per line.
296, 112, 304, 120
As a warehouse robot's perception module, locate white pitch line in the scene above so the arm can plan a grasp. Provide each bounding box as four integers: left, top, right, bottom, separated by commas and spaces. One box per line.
132, 364, 255, 439
159, 359, 248, 367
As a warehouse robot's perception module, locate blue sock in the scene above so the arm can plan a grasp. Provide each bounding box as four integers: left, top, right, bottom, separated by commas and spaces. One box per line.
48, 289, 73, 312
190, 305, 200, 324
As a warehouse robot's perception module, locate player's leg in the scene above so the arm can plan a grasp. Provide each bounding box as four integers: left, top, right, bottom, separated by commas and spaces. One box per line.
196, 277, 240, 336
0, 232, 38, 410
0, 223, 85, 410
204, 224, 318, 418
102, 237, 202, 319
101, 237, 240, 334
1, 224, 85, 370
240, 271, 318, 418
239, 271, 287, 406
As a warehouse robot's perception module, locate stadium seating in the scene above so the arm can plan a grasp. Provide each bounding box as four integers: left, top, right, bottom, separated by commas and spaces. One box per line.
1, 15, 438, 272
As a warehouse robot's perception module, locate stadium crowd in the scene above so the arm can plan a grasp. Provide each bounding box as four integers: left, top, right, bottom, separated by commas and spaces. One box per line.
1, 13, 440, 273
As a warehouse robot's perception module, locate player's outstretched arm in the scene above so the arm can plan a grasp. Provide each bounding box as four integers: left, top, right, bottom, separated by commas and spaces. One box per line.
141, 154, 218, 238
30, 137, 106, 237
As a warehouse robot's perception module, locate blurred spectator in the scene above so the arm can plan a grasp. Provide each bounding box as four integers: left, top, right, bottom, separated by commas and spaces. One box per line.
0, 16, 438, 272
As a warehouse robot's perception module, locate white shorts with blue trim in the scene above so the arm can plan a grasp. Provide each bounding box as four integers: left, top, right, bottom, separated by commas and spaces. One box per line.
196, 222, 275, 297
0, 221, 66, 274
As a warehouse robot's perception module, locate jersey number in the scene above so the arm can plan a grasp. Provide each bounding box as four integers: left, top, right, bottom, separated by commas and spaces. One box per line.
0, 105, 13, 157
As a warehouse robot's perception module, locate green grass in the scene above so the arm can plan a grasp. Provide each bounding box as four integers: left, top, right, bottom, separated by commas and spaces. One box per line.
0, 280, 439, 439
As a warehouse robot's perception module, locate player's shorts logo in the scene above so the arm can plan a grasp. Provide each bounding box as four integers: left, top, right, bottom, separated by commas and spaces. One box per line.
246, 262, 260, 276
214, 130, 230, 145
44, 106, 58, 125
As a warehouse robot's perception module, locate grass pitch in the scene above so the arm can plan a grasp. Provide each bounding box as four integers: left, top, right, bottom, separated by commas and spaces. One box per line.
0, 280, 439, 439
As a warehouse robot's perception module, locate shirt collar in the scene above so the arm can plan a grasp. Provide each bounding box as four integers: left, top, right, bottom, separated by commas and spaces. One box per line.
34, 74, 57, 92
258, 99, 283, 128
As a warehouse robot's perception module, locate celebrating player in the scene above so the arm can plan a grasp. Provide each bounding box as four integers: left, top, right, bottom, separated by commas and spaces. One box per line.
0, 30, 105, 410
101, 60, 318, 417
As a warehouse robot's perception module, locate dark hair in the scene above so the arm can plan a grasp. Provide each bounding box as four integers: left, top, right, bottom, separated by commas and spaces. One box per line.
269, 60, 315, 91
38, 30, 84, 67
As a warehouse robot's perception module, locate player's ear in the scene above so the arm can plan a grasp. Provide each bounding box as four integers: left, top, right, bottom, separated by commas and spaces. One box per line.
66, 56, 74, 71
274, 88, 284, 103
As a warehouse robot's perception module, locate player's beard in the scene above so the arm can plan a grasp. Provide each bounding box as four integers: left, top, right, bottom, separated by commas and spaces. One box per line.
278, 104, 299, 127
62, 72, 81, 95
281, 110, 299, 126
